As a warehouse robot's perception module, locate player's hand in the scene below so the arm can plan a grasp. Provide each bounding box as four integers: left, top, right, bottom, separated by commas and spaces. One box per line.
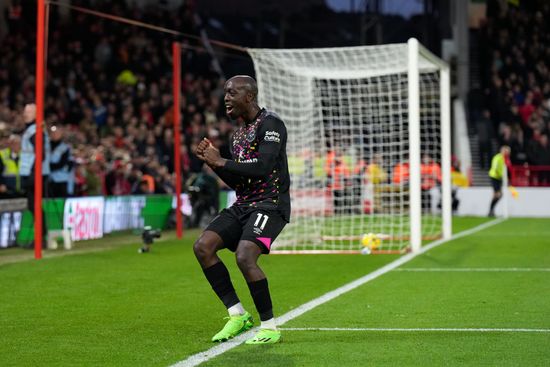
203, 143, 225, 168
196, 138, 211, 161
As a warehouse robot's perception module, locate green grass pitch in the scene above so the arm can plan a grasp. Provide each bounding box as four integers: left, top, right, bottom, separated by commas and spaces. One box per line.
0, 217, 549, 366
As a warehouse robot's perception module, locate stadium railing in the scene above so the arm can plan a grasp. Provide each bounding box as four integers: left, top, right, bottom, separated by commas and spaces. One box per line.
510, 165, 550, 187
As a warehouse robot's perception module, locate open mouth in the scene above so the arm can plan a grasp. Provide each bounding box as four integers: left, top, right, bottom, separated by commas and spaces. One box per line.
225, 105, 234, 115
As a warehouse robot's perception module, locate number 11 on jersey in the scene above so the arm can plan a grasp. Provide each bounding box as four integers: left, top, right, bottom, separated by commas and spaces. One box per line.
254, 213, 269, 230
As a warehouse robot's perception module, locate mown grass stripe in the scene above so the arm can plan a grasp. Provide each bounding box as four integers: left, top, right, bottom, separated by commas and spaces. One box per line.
170, 218, 504, 367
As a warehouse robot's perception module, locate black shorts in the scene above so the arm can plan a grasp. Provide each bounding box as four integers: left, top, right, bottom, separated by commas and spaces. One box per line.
205, 205, 287, 254
490, 177, 502, 192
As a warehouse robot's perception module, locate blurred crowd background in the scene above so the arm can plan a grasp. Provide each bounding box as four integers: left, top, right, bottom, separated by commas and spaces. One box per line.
0, 0, 233, 200
473, 0, 550, 177
1, 0, 550, 204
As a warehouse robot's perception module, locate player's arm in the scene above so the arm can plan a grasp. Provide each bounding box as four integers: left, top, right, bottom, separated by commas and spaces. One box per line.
197, 137, 240, 189
211, 135, 242, 189
212, 166, 240, 190
206, 117, 285, 178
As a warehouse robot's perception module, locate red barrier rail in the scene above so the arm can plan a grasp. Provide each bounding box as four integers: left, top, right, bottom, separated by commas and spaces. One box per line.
510, 165, 550, 187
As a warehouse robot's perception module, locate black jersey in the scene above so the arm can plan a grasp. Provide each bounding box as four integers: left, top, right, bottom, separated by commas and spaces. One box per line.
214, 109, 291, 222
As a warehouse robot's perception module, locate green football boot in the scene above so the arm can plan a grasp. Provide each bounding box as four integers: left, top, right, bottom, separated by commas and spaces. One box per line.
245, 328, 281, 345
211, 312, 254, 342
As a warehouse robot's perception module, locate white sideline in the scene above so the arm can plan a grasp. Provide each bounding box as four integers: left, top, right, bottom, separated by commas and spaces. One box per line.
280, 327, 550, 333
396, 268, 550, 272
170, 218, 503, 367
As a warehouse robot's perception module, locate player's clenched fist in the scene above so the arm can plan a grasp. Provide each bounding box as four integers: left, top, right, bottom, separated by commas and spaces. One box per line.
196, 138, 211, 160
203, 143, 224, 168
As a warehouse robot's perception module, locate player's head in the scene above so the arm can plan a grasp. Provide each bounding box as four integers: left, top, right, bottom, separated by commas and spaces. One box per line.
223, 75, 258, 120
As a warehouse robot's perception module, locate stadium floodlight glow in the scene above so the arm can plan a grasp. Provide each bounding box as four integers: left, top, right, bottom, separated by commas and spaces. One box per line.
248, 38, 451, 254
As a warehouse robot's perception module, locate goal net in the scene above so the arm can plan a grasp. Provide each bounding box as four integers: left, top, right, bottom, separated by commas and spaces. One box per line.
248, 39, 451, 254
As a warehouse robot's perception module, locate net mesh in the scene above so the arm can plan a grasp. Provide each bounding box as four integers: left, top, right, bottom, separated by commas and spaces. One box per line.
248, 44, 444, 252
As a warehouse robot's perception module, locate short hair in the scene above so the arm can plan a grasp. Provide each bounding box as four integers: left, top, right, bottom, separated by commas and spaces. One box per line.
231, 75, 258, 100
501, 145, 511, 154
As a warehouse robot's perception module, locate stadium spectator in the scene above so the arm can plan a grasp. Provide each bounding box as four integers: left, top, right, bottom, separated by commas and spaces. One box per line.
0, 0, 222, 201
133, 179, 153, 195
5, 0, 23, 34
20, 103, 50, 204
498, 124, 524, 164
105, 160, 131, 196
0, 134, 21, 196
478, 2, 550, 181
450, 156, 469, 213
325, 148, 352, 214
365, 153, 388, 213
476, 109, 496, 169
48, 125, 74, 198
18, 103, 50, 246
76, 159, 104, 197
526, 134, 550, 184
392, 161, 409, 185
420, 154, 442, 213
367, 153, 388, 185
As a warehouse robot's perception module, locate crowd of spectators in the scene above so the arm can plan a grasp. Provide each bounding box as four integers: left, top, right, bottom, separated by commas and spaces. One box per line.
476, 0, 550, 173
0, 0, 234, 199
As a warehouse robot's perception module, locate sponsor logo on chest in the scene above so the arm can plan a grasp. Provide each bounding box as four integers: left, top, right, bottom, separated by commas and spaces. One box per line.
264, 130, 281, 143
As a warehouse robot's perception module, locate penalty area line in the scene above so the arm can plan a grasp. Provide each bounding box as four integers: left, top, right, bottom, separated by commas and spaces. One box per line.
280, 327, 550, 333
169, 218, 504, 367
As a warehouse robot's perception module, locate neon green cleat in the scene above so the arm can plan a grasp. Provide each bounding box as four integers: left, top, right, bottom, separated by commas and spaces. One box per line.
211, 312, 254, 342
245, 329, 281, 345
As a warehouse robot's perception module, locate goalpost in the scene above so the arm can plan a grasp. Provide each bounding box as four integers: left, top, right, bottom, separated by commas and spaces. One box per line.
248, 38, 451, 254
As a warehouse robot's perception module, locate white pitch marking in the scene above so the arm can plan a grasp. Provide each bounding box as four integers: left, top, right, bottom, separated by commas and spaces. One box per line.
280, 327, 550, 333
396, 268, 550, 272
170, 218, 504, 367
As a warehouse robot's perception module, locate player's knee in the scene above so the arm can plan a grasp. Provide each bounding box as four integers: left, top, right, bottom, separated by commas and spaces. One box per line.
235, 250, 256, 273
193, 237, 214, 262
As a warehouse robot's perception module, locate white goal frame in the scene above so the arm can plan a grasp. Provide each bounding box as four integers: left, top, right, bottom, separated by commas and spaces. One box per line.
248, 38, 452, 253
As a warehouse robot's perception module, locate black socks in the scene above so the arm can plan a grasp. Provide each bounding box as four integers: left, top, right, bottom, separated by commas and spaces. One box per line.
203, 262, 240, 309
203, 263, 274, 321
489, 197, 500, 214
247, 278, 273, 321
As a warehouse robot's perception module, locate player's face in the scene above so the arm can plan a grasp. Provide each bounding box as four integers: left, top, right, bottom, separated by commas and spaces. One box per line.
224, 80, 248, 120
